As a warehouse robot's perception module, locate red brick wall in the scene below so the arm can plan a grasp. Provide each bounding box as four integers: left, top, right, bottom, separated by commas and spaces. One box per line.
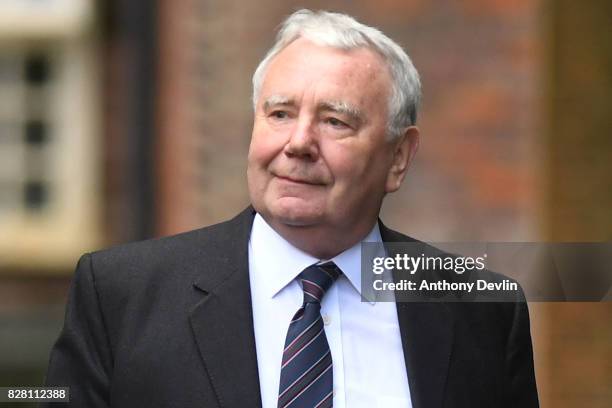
156, 0, 544, 241
155, 2, 611, 407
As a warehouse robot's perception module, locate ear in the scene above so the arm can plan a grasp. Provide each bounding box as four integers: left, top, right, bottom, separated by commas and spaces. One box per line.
385, 126, 420, 193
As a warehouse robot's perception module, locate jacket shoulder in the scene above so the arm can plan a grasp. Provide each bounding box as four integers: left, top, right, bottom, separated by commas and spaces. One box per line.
94, 207, 252, 262
84, 207, 254, 286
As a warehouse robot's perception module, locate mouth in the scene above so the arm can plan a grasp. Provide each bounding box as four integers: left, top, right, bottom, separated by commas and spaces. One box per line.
274, 174, 325, 186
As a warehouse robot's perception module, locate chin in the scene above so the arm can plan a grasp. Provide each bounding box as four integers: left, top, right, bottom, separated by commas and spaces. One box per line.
268, 198, 324, 227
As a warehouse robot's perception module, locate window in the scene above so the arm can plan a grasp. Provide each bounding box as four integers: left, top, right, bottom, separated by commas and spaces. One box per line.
0, 0, 102, 272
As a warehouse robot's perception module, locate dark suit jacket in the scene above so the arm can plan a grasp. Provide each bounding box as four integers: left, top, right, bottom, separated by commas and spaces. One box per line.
44, 207, 539, 407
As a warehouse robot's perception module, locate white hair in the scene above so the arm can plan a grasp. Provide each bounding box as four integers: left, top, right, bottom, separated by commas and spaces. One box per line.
252, 9, 421, 139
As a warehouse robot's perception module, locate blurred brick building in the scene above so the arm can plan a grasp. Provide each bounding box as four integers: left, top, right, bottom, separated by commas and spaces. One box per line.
0, 1, 610, 407
153, 3, 612, 404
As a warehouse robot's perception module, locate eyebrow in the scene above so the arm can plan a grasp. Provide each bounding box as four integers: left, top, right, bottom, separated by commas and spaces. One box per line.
262, 95, 366, 125
318, 100, 365, 125
262, 95, 295, 112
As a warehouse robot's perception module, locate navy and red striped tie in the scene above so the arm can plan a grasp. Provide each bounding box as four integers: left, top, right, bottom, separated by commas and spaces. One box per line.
277, 262, 342, 408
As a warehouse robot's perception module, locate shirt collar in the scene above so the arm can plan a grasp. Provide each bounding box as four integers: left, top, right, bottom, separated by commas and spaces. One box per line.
249, 213, 381, 304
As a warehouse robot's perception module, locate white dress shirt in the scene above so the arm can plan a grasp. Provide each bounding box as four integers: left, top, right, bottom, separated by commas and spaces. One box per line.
249, 214, 412, 408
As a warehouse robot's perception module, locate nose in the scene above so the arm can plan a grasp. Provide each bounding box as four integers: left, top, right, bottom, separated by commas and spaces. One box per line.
283, 117, 319, 161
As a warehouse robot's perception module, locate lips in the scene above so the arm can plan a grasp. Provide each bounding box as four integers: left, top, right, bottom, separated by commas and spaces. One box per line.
274, 174, 324, 186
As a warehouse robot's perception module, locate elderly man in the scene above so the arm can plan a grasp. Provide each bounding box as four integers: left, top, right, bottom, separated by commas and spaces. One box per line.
44, 9, 538, 408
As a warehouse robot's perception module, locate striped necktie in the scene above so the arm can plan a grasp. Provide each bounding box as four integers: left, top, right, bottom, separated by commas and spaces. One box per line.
277, 261, 342, 408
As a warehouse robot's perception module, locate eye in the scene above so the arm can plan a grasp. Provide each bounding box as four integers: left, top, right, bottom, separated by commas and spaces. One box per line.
269, 110, 289, 120
325, 117, 349, 129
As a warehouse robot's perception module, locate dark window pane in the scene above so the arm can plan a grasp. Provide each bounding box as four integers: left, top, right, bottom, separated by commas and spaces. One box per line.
24, 181, 48, 209
24, 53, 50, 85
24, 120, 47, 145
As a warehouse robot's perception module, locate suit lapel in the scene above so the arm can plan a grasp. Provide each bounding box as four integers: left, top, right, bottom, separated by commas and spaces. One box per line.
379, 221, 454, 408
189, 207, 262, 408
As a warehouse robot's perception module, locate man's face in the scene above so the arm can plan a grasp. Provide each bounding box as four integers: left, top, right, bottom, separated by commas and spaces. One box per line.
248, 38, 408, 234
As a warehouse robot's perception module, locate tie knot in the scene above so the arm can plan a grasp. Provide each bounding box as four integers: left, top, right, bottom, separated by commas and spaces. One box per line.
299, 261, 342, 304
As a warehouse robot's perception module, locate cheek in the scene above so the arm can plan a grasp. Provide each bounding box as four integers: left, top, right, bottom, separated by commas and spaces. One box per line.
247, 134, 273, 197
324, 143, 372, 180
326, 143, 390, 191
248, 125, 286, 168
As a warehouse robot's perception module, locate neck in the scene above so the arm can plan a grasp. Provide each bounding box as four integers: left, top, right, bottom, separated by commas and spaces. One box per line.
262, 216, 378, 259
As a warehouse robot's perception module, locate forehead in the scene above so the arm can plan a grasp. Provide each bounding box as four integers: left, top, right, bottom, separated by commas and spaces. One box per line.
259, 38, 391, 110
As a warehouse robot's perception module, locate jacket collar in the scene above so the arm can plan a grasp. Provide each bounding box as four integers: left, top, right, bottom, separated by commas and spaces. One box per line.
379, 220, 455, 408
190, 206, 262, 408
